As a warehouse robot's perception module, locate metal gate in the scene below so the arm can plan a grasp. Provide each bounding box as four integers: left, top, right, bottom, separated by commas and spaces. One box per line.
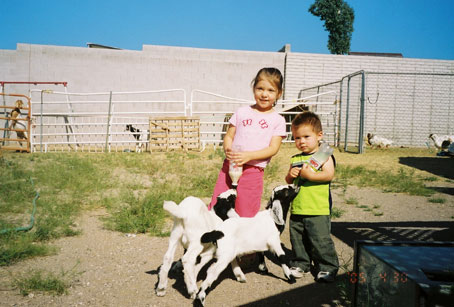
299, 71, 454, 153
0, 93, 31, 152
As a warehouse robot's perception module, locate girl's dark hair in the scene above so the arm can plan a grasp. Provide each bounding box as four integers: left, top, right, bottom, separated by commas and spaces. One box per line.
251, 67, 283, 95
292, 111, 322, 133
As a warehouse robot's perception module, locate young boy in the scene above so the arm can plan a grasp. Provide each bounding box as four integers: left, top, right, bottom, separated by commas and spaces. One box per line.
285, 111, 339, 283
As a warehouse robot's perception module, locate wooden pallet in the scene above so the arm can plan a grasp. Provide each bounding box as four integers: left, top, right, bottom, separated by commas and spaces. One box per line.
149, 116, 200, 152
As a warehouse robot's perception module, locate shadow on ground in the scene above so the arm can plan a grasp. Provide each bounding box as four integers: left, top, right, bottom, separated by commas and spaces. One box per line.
238, 275, 349, 307
399, 156, 454, 180
149, 249, 351, 306
332, 221, 454, 249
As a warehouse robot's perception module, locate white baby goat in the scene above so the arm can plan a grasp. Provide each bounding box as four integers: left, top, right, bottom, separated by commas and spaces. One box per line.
155, 190, 238, 299
367, 133, 392, 148
194, 184, 300, 306
429, 133, 454, 150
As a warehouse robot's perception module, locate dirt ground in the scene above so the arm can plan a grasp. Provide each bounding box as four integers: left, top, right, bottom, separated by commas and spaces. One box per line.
1, 179, 453, 306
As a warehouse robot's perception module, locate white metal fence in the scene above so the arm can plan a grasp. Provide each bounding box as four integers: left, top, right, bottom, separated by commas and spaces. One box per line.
26, 88, 337, 152
30, 89, 186, 152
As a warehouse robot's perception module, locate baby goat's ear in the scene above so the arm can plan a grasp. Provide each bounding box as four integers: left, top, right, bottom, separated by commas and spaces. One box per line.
271, 200, 285, 226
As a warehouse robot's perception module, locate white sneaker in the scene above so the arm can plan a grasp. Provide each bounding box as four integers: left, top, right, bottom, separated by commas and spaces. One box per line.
316, 271, 335, 283
290, 267, 308, 279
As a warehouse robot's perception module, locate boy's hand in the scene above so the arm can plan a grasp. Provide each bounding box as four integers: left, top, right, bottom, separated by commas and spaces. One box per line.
298, 157, 335, 183
299, 164, 315, 180
286, 166, 301, 183
289, 167, 302, 179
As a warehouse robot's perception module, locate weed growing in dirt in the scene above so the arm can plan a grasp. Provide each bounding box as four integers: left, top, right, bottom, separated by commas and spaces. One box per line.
0, 233, 55, 266
12, 262, 81, 296
102, 185, 174, 235
331, 207, 345, 219
345, 197, 359, 205
428, 197, 446, 204
372, 204, 384, 216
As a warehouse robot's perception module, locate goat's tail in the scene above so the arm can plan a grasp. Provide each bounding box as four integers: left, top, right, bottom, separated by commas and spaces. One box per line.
201, 230, 224, 244
163, 200, 185, 219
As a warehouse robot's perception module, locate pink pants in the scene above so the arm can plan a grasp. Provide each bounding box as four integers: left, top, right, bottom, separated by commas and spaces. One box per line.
208, 159, 264, 217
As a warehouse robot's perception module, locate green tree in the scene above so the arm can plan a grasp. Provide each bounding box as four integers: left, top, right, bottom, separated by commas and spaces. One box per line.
309, 0, 355, 55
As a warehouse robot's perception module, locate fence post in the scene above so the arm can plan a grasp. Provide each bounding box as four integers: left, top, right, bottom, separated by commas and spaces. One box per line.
1, 84, 6, 146
40, 91, 44, 152
187, 89, 192, 116
105, 91, 113, 153
344, 77, 351, 152
336, 80, 343, 148
358, 71, 366, 154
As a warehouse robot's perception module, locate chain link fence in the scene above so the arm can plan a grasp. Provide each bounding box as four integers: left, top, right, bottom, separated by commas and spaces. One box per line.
300, 71, 454, 153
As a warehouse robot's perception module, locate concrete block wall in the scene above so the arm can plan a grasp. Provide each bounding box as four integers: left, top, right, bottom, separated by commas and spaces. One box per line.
2, 43, 284, 104
284, 52, 454, 147
1, 43, 453, 148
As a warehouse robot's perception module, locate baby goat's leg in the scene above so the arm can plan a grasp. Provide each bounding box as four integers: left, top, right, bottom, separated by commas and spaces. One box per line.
193, 246, 216, 279
268, 237, 296, 284
231, 258, 246, 282
156, 224, 183, 296
182, 244, 204, 299
257, 252, 269, 274
195, 254, 233, 306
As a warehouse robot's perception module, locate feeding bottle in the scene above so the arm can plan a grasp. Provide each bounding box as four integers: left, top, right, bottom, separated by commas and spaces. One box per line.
308, 142, 333, 171
291, 142, 333, 171
229, 145, 243, 187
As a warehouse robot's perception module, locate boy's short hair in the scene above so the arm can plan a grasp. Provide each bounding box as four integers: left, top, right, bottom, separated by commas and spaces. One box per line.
291, 111, 322, 133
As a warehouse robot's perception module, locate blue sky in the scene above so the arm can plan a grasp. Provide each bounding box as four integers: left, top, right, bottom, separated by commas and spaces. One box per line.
1, 0, 453, 60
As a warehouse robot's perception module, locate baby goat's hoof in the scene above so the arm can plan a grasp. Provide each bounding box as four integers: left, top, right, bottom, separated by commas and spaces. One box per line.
155, 287, 166, 297
287, 275, 296, 284
189, 290, 197, 300
257, 263, 269, 275
236, 275, 247, 283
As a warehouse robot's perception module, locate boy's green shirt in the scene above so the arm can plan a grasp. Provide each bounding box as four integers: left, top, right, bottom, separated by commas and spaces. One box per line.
290, 152, 332, 216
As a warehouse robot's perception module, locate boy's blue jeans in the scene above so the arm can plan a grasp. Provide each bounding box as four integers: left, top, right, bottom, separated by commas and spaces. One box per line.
289, 214, 339, 274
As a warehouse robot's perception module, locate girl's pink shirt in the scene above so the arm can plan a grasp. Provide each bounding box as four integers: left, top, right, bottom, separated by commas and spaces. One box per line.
230, 105, 287, 168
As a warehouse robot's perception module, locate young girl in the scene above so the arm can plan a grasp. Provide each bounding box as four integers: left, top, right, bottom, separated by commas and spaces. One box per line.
208, 67, 287, 217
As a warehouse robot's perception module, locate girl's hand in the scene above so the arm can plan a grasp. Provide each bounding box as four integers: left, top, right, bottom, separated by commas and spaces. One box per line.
225, 147, 234, 160
230, 150, 251, 166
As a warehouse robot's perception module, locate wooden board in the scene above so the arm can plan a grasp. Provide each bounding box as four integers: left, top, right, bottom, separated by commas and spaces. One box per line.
149, 116, 200, 152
